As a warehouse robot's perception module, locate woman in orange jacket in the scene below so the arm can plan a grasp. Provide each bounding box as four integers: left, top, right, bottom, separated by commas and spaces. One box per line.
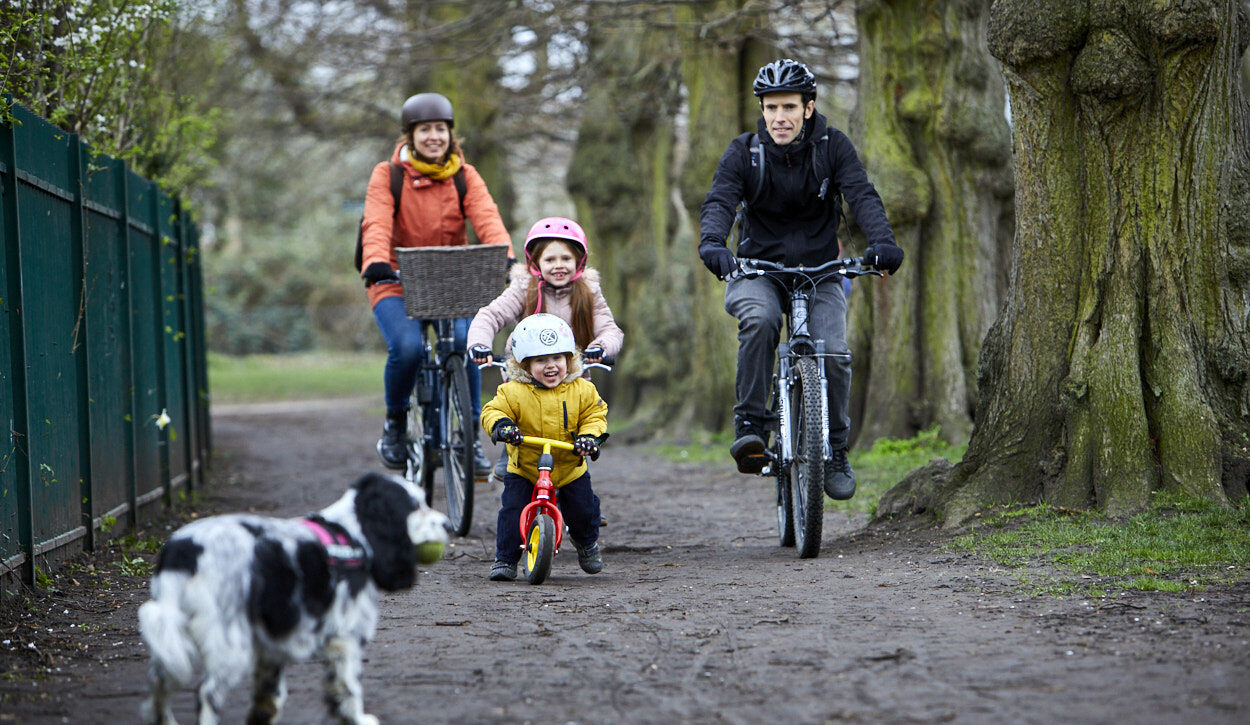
359, 92, 514, 473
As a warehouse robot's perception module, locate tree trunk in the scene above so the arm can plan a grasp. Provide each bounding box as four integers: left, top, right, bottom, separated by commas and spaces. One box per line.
848, 0, 1014, 448
568, 3, 764, 435
879, 0, 1250, 524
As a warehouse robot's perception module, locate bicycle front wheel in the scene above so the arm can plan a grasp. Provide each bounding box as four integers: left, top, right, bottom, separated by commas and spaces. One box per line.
522, 513, 556, 585
406, 404, 436, 506
790, 356, 825, 558
440, 354, 476, 537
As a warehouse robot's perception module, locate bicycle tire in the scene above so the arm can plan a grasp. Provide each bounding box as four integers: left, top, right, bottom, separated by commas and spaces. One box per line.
790, 356, 825, 558
406, 404, 436, 506
440, 355, 475, 537
523, 513, 556, 585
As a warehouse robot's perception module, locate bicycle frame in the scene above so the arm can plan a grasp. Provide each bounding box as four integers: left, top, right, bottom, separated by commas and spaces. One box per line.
514, 436, 575, 553
736, 257, 873, 470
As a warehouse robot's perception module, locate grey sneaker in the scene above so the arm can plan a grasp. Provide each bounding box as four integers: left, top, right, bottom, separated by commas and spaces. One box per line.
473, 440, 492, 476
489, 560, 517, 581
824, 448, 856, 500
574, 541, 603, 574
491, 448, 508, 483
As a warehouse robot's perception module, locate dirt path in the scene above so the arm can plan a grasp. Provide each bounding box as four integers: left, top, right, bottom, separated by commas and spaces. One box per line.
2, 398, 1247, 723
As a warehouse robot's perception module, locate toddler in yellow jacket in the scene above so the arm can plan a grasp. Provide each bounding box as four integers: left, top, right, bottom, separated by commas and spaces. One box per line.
481, 314, 608, 581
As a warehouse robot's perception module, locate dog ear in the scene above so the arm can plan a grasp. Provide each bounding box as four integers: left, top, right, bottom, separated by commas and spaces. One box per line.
354, 474, 418, 591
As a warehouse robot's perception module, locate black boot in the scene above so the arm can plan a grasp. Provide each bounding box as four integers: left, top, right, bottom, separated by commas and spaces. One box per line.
824, 447, 856, 500
729, 418, 768, 474
377, 409, 409, 470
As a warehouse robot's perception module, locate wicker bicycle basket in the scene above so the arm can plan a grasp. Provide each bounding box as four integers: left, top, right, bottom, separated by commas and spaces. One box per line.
396, 245, 510, 320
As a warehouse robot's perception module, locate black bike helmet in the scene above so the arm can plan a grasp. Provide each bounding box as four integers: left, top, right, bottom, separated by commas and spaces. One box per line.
401, 92, 455, 130
752, 59, 817, 99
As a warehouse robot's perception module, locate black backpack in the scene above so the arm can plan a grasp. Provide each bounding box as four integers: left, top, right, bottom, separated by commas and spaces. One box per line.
731, 127, 842, 249
353, 162, 467, 272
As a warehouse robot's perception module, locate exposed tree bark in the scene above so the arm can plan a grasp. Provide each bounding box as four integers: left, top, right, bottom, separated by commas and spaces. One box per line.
879, 0, 1250, 524
848, 0, 1014, 448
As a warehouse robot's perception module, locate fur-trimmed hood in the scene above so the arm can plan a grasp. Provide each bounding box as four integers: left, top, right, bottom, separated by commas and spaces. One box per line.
505, 351, 585, 387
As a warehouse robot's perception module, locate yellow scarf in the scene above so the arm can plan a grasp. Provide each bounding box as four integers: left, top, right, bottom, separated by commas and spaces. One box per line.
408, 151, 462, 181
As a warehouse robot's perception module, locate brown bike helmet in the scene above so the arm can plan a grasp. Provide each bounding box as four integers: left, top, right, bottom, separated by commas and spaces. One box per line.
401, 93, 454, 130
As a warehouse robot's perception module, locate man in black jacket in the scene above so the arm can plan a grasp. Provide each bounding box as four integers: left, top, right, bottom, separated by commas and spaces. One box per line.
698, 58, 904, 499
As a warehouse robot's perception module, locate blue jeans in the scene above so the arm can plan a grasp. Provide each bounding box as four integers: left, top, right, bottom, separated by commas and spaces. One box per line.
372, 296, 482, 427
496, 471, 600, 565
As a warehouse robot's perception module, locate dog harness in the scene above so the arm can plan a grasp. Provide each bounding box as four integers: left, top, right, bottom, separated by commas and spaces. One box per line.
301, 517, 368, 572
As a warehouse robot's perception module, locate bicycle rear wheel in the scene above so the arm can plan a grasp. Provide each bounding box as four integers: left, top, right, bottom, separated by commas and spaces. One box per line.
790, 356, 825, 558
440, 354, 475, 536
522, 513, 556, 585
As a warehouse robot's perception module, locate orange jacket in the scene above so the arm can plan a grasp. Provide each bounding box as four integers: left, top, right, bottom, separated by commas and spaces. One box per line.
361, 142, 514, 308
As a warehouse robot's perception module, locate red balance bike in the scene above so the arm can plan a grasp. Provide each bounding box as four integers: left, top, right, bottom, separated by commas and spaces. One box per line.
512, 435, 575, 585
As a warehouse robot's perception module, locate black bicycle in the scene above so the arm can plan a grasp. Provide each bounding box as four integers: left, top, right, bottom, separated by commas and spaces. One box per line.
379, 244, 508, 537
729, 256, 881, 558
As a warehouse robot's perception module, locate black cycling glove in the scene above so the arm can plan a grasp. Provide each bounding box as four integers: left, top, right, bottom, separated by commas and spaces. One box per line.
362, 261, 395, 287
698, 241, 737, 279
470, 345, 492, 364
863, 243, 904, 275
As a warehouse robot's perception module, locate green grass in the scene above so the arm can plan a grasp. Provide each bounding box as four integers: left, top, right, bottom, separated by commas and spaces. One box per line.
208, 351, 385, 404
652, 424, 966, 516
839, 426, 966, 515
950, 492, 1250, 595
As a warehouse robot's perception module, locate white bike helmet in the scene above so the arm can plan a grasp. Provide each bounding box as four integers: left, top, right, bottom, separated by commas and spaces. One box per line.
511, 313, 576, 362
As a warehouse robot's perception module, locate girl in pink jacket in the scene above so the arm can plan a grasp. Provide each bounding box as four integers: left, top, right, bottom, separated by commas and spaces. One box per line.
468, 217, 624, 481
468, 216, 623, 364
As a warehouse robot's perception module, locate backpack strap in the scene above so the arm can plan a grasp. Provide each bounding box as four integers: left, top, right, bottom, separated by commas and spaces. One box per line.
452, 167, 467, 218
744, 132, 766, 207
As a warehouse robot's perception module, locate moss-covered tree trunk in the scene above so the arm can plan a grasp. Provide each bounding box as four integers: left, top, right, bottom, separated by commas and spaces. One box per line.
568, 3, 764, 434
879, 0, 1250, 524
848, 0, 1014, 448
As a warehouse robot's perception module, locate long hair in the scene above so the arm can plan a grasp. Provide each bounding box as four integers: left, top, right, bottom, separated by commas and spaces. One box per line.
524, 238, 595, 349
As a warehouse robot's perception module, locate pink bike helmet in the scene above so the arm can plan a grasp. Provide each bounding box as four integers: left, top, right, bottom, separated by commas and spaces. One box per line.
523, 217, 588, 276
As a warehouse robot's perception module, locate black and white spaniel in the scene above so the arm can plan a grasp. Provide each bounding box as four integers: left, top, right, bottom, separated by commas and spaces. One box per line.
139, 472, 450, 725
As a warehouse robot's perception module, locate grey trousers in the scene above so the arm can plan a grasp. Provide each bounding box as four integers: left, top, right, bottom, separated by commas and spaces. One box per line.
724, 274, 851, 449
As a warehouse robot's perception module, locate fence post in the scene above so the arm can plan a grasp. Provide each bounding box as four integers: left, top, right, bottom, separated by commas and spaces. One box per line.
0, 100, 33, 589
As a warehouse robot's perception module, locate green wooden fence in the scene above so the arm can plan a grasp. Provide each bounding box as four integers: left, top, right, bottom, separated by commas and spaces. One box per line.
1, 101, 210, 591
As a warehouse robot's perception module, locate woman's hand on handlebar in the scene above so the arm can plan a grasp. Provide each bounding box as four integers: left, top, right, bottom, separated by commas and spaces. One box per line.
362, 262, 398, 287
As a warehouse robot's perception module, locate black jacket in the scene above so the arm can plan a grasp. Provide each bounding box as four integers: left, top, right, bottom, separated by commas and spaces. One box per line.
699, 111, 896, 266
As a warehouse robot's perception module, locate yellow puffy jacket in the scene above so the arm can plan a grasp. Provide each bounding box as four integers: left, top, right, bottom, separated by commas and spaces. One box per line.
481, 361, 607, 486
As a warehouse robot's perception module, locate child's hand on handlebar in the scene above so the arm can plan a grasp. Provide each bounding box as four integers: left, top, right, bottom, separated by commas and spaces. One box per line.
490, 420, 524, 445
583, 346, 603, 363
573, 435, 601, 460
471, 345, 493, 364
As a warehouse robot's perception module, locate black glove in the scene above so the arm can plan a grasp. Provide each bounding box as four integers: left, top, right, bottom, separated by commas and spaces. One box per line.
583, 346, 603, 363
490, 419, 524, 445
863, 243, 904, 275
503, 257, 517, 283
698, 241, 737, 279
573, 435, 600, 460
470, 345, 492, 364
362, 261, 395, 287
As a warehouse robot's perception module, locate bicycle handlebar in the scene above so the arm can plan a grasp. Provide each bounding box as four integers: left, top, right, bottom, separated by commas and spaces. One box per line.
726, 256, 883, 282
516, 435, 576, 452
477, 356, 614, 372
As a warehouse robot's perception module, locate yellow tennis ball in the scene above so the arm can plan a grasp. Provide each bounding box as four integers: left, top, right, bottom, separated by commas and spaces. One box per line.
415, 540, 445, 564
